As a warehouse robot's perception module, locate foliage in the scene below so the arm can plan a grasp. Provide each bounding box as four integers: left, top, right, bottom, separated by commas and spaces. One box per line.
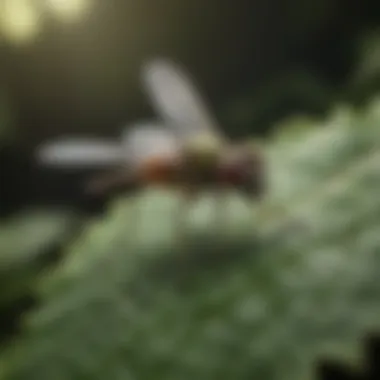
0, 96, 379, 379
0, 210, 80, 306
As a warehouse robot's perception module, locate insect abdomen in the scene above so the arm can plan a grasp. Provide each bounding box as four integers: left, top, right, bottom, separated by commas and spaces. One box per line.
140, 157, 179, 184
217, 151, 265, 197
218, 164, 244, 185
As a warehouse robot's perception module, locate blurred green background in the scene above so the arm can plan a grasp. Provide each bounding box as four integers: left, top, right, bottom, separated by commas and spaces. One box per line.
1, 1, 380, 379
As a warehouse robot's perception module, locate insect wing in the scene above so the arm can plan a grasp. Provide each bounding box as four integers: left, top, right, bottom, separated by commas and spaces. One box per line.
37, 138, 126, 168
121, 121, 181, 168
86, 122, 179, 195
142, 58, 225, 144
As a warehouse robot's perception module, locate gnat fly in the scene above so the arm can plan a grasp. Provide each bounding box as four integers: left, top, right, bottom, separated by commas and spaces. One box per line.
37, 58, 265, 238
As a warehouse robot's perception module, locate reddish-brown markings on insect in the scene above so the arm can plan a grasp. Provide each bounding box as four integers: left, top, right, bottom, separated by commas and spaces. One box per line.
139, 156, 179, 184
217, 149, 265, 197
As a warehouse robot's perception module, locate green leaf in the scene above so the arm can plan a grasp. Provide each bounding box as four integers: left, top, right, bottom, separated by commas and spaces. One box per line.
2, 99, 380, 380
0, 210, 80, 305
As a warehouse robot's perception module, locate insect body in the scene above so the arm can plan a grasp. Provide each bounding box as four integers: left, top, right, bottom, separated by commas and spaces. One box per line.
37, 58, 265, 212
85, 135, 264, 201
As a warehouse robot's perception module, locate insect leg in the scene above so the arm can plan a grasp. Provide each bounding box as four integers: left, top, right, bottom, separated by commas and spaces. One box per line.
85, 168, 136, 196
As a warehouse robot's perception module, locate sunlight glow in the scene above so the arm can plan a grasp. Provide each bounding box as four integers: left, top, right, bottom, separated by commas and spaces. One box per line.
45, 0, 91, 22
0, 0, 40, 44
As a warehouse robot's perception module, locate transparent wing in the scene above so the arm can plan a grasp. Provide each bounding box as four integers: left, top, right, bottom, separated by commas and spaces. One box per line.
85, 122, 179, 195
121, 121, 181, 167
141, 58, 225, 143
36, 137, 125, 168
